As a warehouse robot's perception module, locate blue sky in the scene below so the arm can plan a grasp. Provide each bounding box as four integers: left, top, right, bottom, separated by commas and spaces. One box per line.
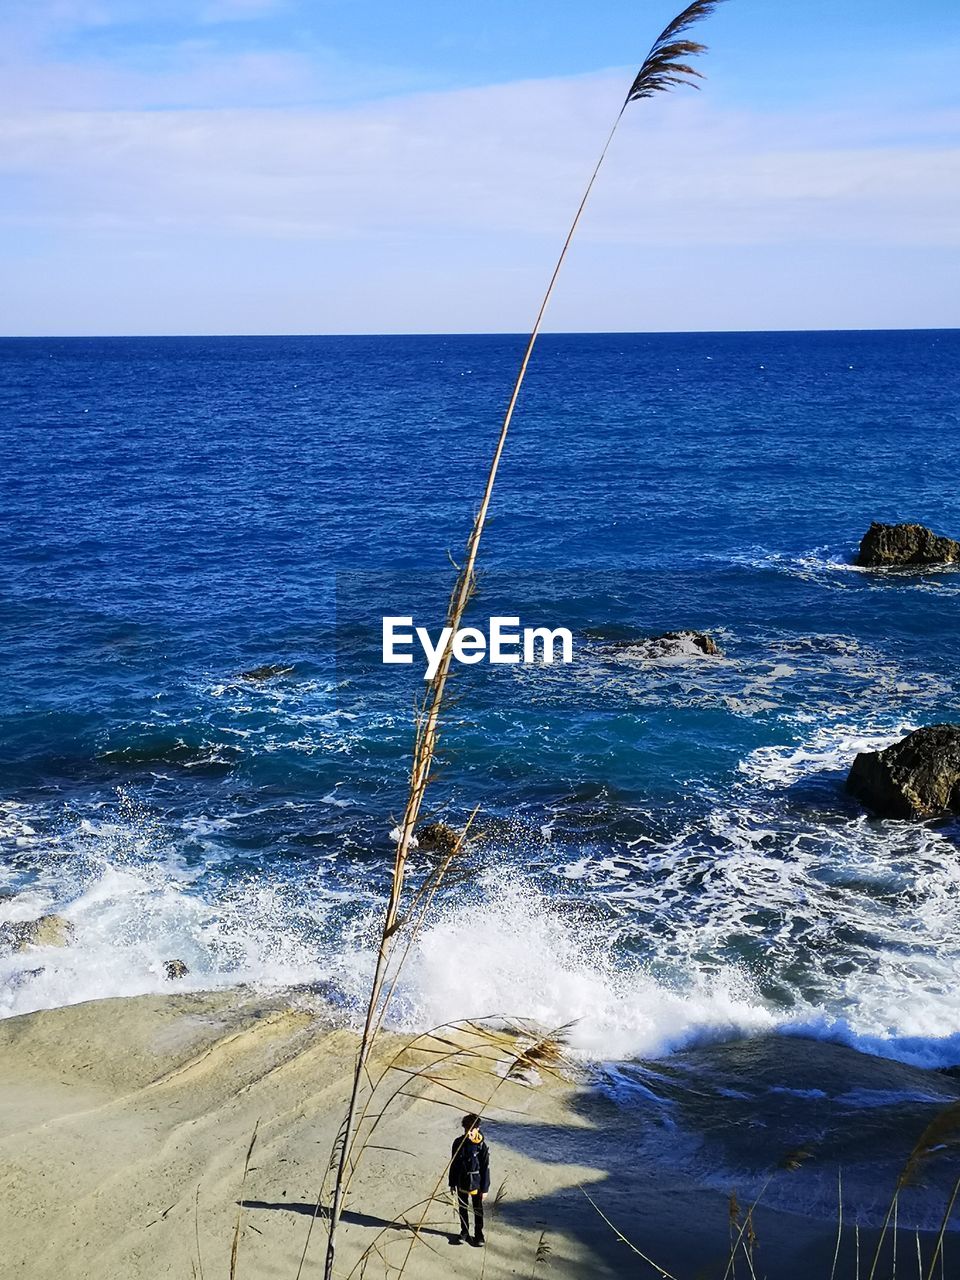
2, 0, 959, 334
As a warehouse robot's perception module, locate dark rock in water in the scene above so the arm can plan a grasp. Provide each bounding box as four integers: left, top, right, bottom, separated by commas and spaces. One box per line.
0, 913, 74, 952
238, 663, 295, 682
416, 821, 461, 855
856, 522, 960, 568
164, 959, 190, 980
593, 629, 721, 659
652, 630, 721, 657
846, 725, 960, 819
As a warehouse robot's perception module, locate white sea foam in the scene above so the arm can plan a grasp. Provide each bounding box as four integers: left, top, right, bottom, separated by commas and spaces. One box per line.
732, 547, 960, 595
3, 732, 960, 1073
385, 878, 778, 1060
738, 721, 918, 788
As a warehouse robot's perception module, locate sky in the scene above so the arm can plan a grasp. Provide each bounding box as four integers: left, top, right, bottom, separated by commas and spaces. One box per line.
1, 0, 959, 335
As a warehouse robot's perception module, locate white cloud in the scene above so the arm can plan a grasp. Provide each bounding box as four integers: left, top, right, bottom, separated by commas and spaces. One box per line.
201, 0, 287, 18
2, 73, 958, 251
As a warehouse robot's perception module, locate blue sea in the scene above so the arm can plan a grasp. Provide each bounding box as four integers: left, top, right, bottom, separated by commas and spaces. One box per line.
2, 331, 960, 1212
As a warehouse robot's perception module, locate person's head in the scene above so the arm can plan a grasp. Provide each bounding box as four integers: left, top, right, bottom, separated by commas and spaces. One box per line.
461, 1113, 480, 1132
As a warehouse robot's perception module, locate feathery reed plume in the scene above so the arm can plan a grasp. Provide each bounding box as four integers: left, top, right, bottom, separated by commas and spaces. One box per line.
744, 1208, 758, 1266
321, 3, 726, 1275
628, 0, 725, 100
530, 1230, 552, 1276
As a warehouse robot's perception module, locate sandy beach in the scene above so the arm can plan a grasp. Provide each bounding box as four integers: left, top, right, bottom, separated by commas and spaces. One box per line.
0, 987, 897, 1280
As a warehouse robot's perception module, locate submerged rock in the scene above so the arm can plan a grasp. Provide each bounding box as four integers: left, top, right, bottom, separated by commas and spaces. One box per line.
1, 914, 75, 952
846, 725, 960, 819
591, 629, 721, 659
652, 630, 721, 657
237, 663, 295, 682
164, 959, 190, 980
856, 522, 960, 568
415, 821, 461, 855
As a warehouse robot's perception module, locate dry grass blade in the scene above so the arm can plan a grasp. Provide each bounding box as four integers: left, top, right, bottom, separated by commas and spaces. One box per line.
893, 1195, 899, 1279
628, 0, 726, 101
924, 1173, 960, 1280
229, 1119, 259, 1280
728, 1191, 740, 1280
194, 1183, 205, 1280
856, 1222, 861, 1280
294, 1193, 324, 1280
830, 1168, 843, 1280
579, 1184, 680, 1280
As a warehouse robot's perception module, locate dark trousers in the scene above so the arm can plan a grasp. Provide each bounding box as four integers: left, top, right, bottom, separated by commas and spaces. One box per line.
457, 1189, 484, 1238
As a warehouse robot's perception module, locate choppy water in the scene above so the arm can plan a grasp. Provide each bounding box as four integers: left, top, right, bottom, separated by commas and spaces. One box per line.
1, 332, 959, 1105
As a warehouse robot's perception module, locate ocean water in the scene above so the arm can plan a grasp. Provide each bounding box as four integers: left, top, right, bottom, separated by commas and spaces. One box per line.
2, 331, 959, 1091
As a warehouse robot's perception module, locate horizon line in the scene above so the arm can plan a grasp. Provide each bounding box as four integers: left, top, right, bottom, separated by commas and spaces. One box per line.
1, 325, 958, 341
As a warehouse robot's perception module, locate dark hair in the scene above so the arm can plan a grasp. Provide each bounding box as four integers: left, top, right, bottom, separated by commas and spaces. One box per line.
461, 1113, 481, 1130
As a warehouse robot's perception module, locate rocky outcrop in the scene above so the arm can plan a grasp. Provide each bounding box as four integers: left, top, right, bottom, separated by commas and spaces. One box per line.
591, 629, 721, 659
238, 663, 294, 682
415, 821, 461, 855
846, 725, 960, 819
1, 914, 74, 952
164, 959, 190, 980
652, 630, 721, 657
857, 523, 960, 568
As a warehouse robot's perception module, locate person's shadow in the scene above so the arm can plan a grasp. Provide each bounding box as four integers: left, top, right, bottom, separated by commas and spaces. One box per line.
241, 1200, 450, 1240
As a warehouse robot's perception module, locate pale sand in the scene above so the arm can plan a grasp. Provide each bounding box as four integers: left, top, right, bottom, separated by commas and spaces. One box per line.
0, 989, 846, 1279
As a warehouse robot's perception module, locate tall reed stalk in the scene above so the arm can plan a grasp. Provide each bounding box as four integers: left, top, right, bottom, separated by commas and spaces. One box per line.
322, 3, 726, 1275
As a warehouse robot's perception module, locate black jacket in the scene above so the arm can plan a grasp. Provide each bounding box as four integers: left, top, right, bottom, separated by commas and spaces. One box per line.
449, 1128, 490, 1193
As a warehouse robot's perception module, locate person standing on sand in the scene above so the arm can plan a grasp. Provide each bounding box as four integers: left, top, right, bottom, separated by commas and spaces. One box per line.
449, 1113, 490, 1247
